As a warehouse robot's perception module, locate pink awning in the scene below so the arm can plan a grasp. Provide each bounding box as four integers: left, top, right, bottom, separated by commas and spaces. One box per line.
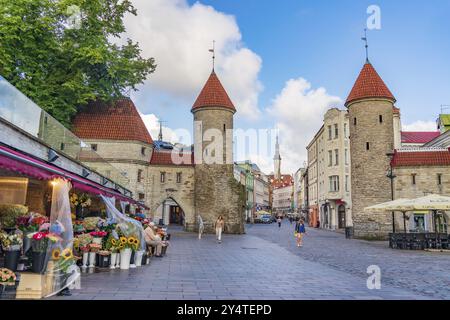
0, 144, 145, 207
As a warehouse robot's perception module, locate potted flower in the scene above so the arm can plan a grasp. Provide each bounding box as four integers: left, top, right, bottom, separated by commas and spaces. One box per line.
18, 213, 49, 255
82, 217, 100, 232
117, 235, 139, 270
0, 232, 23, 271
28, 231, 49, 273
0, 268, 17, 297
105, 234, 120, 269
96, 250, 111, 268
88, 243, 102, 267
76, 233, 93, 268
0, 205, 28, 233
70, 193, 92, 220
90, 231, 108, 245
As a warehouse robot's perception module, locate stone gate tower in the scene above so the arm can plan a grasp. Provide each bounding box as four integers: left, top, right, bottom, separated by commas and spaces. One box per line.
191, 70, 245, 234
345, 62, 396, 239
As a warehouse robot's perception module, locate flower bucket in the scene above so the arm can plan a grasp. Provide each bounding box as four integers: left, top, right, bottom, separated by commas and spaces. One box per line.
141, 253, 148, 266
135, 251, 144, 267
115, 253, 120, 268
110, 253, 117, 269
23, 235, 32, 255
97, 254, 111, 268
120, 248, 132, 270
129, 250, 136, 268
88, 252, 96, 268
82, 252, 89, 268
31, 251, 46, 273
4, 250, 20, 272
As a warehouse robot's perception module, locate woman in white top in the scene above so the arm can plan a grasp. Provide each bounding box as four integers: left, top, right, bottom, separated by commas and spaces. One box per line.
215, 216, 225, 243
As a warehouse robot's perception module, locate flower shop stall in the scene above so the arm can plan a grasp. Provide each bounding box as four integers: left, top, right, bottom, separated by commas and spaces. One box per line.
0, 144, 149, 299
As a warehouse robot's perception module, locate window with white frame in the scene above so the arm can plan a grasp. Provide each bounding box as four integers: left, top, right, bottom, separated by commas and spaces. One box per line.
329, 176, 339, 192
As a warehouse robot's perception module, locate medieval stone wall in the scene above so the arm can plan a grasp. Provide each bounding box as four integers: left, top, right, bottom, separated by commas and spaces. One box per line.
79, 139, 151, 202
194, 164, 245, 234
146, 165, 195, 228
348, 99, 395, 239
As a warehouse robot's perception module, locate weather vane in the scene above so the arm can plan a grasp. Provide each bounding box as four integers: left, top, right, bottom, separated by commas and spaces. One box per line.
362, 28, 369, 63
209, 40, 216, 71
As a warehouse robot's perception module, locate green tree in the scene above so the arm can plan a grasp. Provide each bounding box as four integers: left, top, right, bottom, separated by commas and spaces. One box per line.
0, 0, 155, 126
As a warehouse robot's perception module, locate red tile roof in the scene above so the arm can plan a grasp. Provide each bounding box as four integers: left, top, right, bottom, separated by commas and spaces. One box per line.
346, 63, 396, 106
150, 150, 194, 166
393, 106, 400, 114
401, 132, 441, 144
268, 174, 293, 189
192, 71, 235, 112
72, 98, 153, 145
391, 149, 450, 167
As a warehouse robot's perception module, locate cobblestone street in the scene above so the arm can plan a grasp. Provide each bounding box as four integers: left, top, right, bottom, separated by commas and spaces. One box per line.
49, 221, 449, 300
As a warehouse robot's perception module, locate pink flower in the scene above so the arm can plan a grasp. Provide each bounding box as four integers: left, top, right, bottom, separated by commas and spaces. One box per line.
39, 223, 51, 232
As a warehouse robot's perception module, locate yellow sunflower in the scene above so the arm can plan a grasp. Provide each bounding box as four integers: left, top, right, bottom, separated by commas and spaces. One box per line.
111, 239, 117, 246
118, 243, 124, 249
52, 249, 61, 260
61, 248, 73, 260
120, 237, 127, 244
128, 237, 137, 245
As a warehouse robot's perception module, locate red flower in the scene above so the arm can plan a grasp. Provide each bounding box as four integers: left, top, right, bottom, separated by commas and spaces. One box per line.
33, 232, 43, 240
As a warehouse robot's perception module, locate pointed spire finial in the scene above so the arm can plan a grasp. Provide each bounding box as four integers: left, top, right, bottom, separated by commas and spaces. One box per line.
158, 120, 166, 141
361, 28, 370, 63
208, 40, 216, 71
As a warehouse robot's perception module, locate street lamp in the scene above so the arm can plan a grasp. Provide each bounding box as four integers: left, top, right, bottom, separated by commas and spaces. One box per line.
386, 152, 397, 233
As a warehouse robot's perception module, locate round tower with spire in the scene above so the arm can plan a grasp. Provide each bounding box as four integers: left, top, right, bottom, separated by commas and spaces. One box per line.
346, 61, 396, 239
190, 70, 245, 234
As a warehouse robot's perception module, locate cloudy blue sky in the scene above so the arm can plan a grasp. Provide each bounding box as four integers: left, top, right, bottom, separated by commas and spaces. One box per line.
124, 0, 450, 174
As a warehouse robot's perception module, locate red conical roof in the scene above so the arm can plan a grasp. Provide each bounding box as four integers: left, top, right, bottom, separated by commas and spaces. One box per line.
345, 62, 396, 106
192, 71, 235, 112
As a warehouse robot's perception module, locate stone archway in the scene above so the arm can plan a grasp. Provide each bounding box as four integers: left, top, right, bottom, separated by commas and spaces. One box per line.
150, 193, 194, 230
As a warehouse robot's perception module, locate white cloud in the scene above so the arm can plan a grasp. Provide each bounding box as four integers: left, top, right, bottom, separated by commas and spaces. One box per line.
124, 0, 262, 119
267, 78, 342, 174
402, 120, 437, 132
140, 113, 178, 143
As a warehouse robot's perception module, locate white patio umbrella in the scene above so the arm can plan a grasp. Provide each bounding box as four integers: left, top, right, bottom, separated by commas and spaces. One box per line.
405, 194, 450, 211
364, 194, 450, 234
364, 198, 414, 233
364, 198, 413, 212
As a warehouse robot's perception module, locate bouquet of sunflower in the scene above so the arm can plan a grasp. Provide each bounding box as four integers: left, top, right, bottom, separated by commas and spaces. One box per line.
52, 247, 75, 273
105, 234, 120, 253
117, 235, 140, 251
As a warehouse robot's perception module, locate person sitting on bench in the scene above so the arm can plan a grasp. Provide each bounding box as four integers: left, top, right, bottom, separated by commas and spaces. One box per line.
144, 222, 167, 257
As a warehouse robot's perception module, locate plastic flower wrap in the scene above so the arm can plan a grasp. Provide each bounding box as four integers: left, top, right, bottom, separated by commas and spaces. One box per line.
0, 268, 16, 285
49, 220, 66, 235
82, 217, 100, 231
76, 233, 93, 247
39, 222, 51, 232
88, 243, 102, 252
73, 221, 85, 233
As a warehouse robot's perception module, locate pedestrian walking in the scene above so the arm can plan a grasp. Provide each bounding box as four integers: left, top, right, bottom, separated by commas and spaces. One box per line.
277, 216, 282, 228
198, 215, 204, 240
215, 215, 225, 243
295, 219, 306, 247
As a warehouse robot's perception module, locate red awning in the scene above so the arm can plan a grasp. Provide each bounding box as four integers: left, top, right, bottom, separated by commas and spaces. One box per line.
0, 144, 145, 207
